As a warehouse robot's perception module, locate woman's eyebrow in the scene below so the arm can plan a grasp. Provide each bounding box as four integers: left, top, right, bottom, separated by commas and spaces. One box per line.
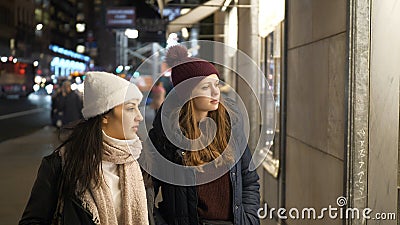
125, 102, 137, 106
202, 80, 219, 85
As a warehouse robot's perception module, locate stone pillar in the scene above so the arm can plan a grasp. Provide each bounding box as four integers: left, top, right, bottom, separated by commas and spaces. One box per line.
237, 0, 261, 151
346, 0, 400, 224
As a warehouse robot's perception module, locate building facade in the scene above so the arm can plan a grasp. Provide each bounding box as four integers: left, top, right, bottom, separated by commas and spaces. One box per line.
211, 0, 400, 224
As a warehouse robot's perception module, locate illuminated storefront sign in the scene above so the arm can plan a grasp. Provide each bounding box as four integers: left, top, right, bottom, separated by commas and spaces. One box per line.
48, 44, 89, 77
106, 7, 136, 27
49, 44, 90, 62
50, 57, 86, 77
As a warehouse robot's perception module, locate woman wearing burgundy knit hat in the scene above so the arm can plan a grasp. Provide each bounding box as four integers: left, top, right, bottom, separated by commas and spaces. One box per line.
148, 45, 260, 225
20, 72, 150, 225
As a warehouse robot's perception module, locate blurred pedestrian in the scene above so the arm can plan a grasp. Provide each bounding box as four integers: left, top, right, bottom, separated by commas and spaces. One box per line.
147, 45, 260, 225
50, 86, 63, 128
59, 80, 83, 126
20, 72, 149, 225
150, 80, 166, 113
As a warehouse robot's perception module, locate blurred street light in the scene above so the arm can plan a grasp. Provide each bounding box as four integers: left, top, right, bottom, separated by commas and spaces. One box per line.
36, 23, 43, 31
33, 61, 39, 67
12, 58, 18, 63
133, 71, 140, 78
116, 65, 124, 73
76, 23, 86, 32
34, 76, 42, 84
0, 57, 7, 63
33, 84, 40, 92
181, 27, 189, 39
124, 29, 138, 39
76, 45, 85, 53
45, 84, 53, 95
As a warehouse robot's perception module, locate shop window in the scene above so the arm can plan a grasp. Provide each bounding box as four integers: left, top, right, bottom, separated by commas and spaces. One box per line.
259, 20, 285, 223
260, 23, 283, 178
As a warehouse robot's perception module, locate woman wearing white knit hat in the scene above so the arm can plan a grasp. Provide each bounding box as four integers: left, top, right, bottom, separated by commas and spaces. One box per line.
20, 72, 149, 225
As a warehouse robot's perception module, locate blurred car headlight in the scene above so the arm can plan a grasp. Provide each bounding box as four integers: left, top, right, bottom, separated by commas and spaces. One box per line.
45, 84, 53, 95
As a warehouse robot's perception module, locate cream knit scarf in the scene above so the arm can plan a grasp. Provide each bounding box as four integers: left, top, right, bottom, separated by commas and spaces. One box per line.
81, 133, 149, 225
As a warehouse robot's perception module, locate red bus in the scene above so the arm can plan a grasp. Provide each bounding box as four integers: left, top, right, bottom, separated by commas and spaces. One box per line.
0, 59, 34, 98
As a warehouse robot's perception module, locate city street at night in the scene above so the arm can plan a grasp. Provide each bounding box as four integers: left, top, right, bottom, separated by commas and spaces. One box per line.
0, 93, 59, 224
0, 93, 52, 142
0, 0, 399, 224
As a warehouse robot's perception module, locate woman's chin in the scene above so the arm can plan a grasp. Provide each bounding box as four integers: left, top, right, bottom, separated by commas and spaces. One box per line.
210, 105, 219, 111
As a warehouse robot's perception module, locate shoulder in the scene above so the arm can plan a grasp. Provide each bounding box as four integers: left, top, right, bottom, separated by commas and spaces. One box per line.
43, 150, 61, 162
41, 150, 62, 174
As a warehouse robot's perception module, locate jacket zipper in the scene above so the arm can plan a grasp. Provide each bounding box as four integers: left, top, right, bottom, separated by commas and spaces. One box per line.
230, 167, 237, 225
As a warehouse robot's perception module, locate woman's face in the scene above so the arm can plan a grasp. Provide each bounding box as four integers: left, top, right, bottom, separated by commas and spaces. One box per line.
192, 74, 220, 115
102, 99, 143, 140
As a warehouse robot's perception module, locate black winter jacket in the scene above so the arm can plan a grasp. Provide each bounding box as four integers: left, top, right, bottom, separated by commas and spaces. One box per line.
20, 151, 157, 225
146, 99, 260, 225
19, 152, 96, 225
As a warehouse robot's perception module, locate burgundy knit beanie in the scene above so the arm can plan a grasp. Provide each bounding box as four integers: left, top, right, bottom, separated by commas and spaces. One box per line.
165, 45, 219, 87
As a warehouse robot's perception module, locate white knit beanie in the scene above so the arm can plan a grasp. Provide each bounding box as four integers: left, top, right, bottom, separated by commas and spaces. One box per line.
82, 71, 143, 120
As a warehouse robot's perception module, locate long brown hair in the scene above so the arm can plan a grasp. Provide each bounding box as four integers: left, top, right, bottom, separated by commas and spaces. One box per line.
60, 114, 105, 197
179, 98, 234, 166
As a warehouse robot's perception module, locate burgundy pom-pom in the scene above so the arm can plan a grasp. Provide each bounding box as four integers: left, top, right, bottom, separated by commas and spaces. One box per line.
165, 45, 189, 67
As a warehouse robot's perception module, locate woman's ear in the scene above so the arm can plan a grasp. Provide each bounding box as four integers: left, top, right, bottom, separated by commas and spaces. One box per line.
102, 115, 108, 124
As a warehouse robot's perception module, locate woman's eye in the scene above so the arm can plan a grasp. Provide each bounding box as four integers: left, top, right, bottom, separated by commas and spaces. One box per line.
202, 86, 209, 90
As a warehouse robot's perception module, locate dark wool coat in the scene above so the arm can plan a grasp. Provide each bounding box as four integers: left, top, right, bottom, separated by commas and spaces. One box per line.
147, 98, 260, 225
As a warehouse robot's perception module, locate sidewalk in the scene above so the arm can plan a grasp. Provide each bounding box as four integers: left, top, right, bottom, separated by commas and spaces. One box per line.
0, 126, 60, 225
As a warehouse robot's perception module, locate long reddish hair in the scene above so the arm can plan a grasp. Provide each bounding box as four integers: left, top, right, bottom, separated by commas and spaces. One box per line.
178, 98, 234, 167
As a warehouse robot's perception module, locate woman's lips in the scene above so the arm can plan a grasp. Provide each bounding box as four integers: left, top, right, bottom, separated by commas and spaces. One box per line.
210, 100, 219, 104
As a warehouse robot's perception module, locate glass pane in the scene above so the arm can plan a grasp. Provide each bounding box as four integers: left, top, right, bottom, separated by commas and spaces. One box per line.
260, 22, 284, 181
265, 24, 281, 159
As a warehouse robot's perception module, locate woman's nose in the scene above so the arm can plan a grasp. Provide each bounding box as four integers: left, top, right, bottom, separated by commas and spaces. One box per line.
211, 85, 220, 96
136, 112, 144, 121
